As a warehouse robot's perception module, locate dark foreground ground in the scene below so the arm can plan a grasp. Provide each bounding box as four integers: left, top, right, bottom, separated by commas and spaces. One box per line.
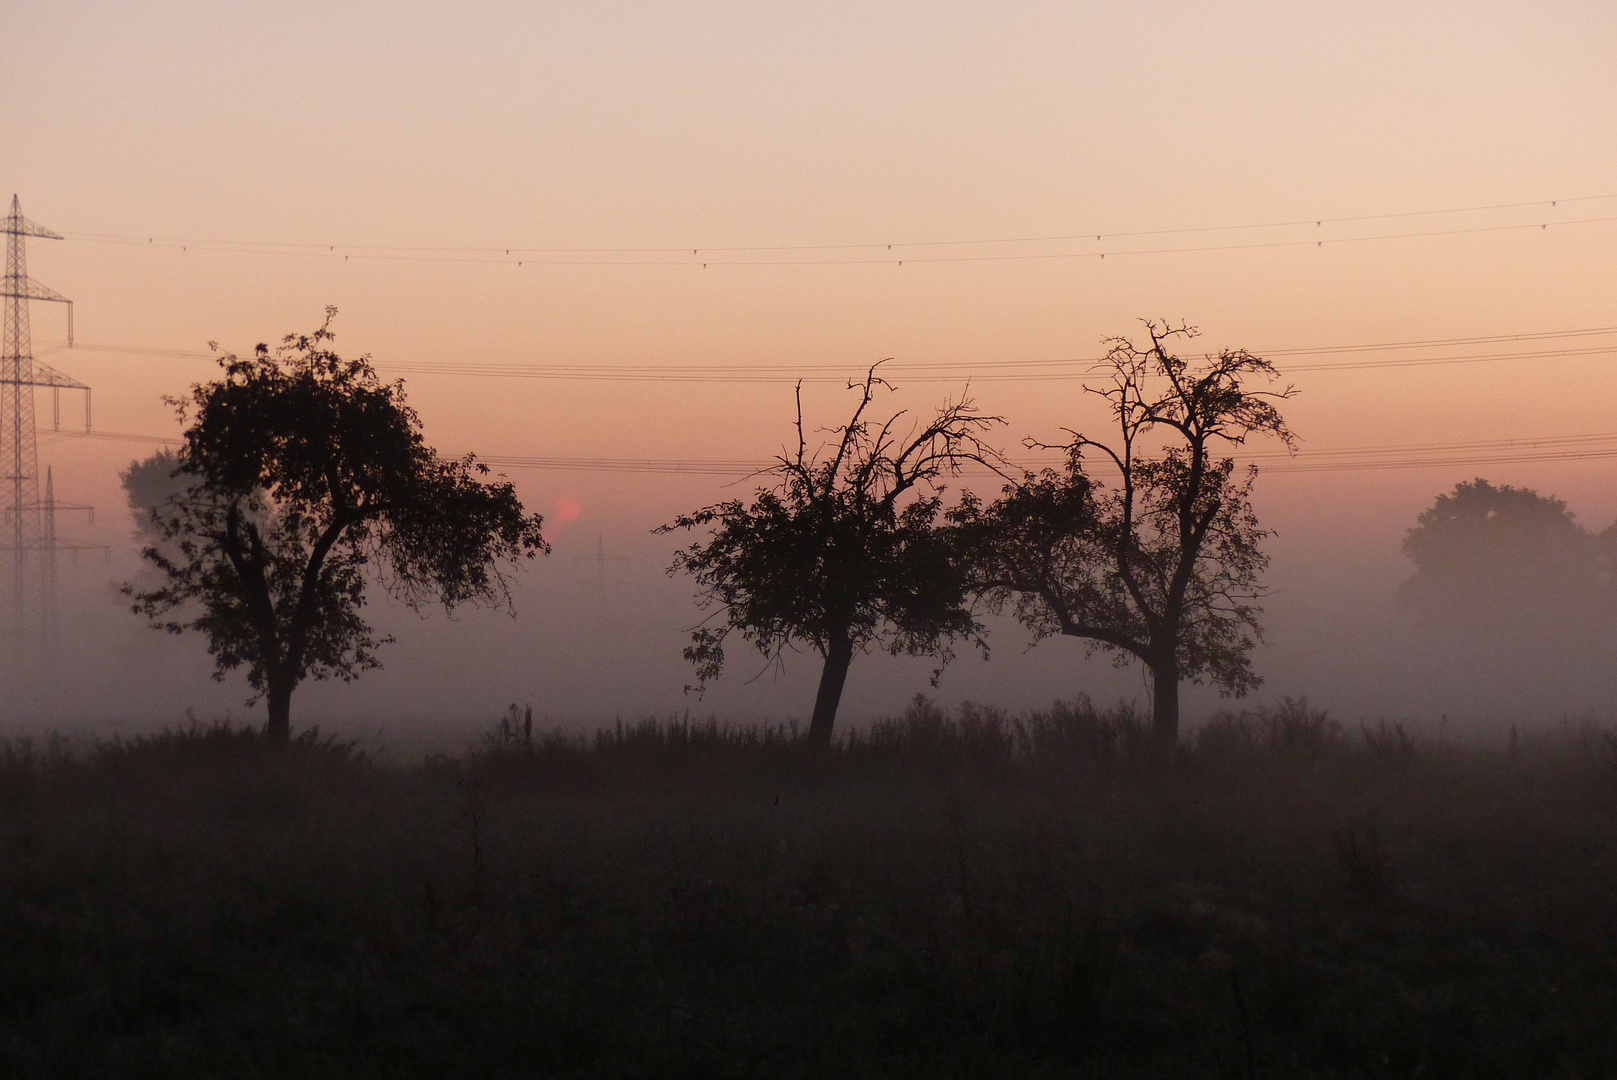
2, 697, 1615, 1079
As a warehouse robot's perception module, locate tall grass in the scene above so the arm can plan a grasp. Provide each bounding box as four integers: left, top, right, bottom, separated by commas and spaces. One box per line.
1, 700, 1614, 1078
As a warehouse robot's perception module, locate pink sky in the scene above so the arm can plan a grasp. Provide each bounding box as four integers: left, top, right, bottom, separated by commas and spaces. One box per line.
3, 2, 1616, 731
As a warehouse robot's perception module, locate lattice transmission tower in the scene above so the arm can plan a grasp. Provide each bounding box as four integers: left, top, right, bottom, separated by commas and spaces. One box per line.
572, 532, 629, 602
1, 195, 95, 636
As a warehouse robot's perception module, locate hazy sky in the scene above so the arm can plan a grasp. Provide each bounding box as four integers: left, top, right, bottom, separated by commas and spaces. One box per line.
3, 2, 1616, 735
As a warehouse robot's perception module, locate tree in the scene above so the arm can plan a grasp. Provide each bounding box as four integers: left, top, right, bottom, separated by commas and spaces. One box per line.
121, 448, 197, 571
125, 311, 548, 741
1400, 478, 1598, 623
952, 322, 1294, 743
121, 448, 187, 528
659, 366, 1002, 747
1395, 479, 1617, 714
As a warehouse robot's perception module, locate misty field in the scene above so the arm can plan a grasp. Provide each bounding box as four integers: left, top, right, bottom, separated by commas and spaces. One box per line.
2, 699, 1615, 1079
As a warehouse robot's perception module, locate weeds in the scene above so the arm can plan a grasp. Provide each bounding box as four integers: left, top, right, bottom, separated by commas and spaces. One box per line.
1018, 695, 1152, 762
1361, 718, 1418, 759
1193, 697, 1340, 760
0, 706, 1614, 1078
1601, 732, 1617, 774
1332, 818, 1393, 903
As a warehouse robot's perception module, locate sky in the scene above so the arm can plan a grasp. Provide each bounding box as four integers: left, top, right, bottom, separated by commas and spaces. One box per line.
2, 1, 1616, 740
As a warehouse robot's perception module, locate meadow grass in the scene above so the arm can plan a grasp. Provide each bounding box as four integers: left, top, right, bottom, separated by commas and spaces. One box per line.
1, 697, 1614, 1078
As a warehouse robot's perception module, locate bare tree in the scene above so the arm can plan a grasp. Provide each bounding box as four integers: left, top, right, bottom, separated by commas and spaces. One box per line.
953, 322, 1294, 743
660, 366, 1003, 746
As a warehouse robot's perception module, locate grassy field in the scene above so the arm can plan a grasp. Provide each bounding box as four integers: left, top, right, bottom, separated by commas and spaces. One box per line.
1, 697, 1614, 1078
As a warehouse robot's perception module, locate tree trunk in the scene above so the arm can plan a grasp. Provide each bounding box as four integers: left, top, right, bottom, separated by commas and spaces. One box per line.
1150, 660, 1180, 746
807, 629, 854, 749
265, 682, 294, 743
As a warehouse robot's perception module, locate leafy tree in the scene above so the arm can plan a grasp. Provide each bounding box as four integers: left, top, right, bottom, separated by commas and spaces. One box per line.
121, 448, 187, 525
1395, 479, 1617, 714
659, 367, 1002, 746
952, 322, 1294, 743
1400, 478, 1601, 624
125, 311, 548, 741
120, 448, 196, 570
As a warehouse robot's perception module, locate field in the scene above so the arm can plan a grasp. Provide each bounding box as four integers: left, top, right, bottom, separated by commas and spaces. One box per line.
2, 698, 1615, 1079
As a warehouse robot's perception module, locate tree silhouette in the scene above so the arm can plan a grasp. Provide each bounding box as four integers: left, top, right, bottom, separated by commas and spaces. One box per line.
660, 367, 1002, 746
952, 323, 1294, 743
125, 311, 548, 741
1400, 479, 1600, 625
120, 448, 194, 574
120, 449, 187, 526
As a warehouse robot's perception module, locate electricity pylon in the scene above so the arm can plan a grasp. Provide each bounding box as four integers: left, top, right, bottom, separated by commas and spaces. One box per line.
40, 466, 102, 639
572, 532, 629, 602
1, 196, 93, 635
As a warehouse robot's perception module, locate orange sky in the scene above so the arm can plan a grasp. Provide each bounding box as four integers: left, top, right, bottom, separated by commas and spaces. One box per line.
3, 1, 1616, 730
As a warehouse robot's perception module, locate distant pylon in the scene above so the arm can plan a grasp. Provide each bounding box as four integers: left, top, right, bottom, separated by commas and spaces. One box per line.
41, 466, 52, 633
39, 466, 101, 640
1, 196, 93, 635
571, 532, 629, 601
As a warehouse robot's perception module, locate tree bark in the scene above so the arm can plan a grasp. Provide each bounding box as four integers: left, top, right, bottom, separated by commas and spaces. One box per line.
1150, 659, 1180, 746
265, 682, 294, 743
807, 629, 854, 749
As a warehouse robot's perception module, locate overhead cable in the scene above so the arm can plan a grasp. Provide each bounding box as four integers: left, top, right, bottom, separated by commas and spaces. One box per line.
62, 195, 1617, 267
47, 325, 1617, 384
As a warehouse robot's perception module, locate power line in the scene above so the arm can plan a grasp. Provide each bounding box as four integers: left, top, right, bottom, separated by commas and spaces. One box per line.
382, 342, 1617, 383
36, 342, 214, 362
39, 428, 180, 446
481, 431, 1617, 478
66, 193, 1616, 256
48, 325, 1617, 384
67, 215, 1617, 267
1281, 343, 1617, 375
726, 217, 1617, 268
1259, 325, 1617, 356
1246, 431, 1617, 473
62, 198, 1617, 268
42, 320, 1617, 475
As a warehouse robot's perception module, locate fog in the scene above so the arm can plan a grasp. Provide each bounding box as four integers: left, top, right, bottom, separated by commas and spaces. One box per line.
5, 458, 1613, 749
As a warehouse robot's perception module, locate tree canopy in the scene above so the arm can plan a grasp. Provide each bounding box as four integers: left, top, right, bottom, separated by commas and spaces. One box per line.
1395, 478, 1617, 714
660, 367, 1002, 745
121, 448, 187, 521
125, 311, 548, 740
1400, 478, 1599, 621
120, 447, 194, 570
953, 322, 1294, 742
